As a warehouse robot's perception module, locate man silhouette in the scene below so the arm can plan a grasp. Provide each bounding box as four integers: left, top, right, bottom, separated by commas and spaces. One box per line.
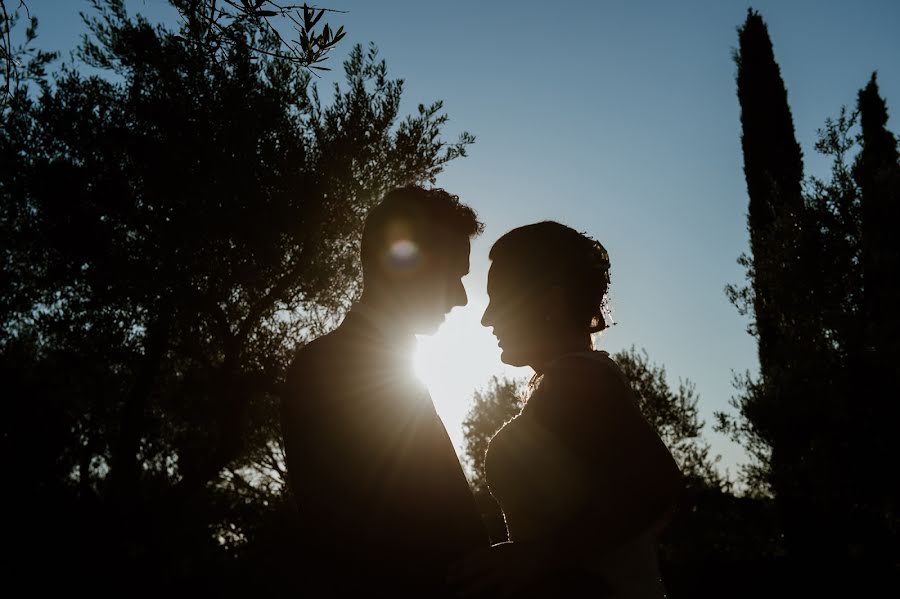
281, 185, 489, 596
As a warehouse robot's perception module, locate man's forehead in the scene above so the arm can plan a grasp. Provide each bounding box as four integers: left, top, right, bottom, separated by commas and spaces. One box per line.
444, 235, 471, 273
432, 228, 470, 254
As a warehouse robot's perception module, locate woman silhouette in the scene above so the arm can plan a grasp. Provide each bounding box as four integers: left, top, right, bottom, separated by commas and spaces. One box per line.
449, 222, 683, 598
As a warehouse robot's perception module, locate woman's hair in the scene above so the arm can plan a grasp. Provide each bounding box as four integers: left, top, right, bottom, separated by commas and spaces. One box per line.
489, 221, 612, 334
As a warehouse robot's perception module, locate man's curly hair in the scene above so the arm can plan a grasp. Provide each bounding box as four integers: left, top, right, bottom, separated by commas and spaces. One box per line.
361, 185, 483, 278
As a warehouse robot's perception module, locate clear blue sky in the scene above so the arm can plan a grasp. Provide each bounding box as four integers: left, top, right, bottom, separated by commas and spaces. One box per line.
19, 0, 900, 478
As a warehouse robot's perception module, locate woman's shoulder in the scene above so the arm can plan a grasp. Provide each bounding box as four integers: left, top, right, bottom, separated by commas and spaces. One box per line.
526, 352, 639, 454
525, 351, 631, 419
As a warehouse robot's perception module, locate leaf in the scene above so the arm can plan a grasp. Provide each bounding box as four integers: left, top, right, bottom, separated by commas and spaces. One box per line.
310, 9, 324, 29
298, 29, 309, 52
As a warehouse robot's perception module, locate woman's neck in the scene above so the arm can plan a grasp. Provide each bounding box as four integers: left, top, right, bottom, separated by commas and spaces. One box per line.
531, 333, 593, 375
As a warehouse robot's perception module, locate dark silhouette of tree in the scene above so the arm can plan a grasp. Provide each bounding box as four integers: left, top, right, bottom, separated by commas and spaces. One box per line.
169, 0, 346, 71
850, 73, 900, 562
723, 8, 899, 575
722, 8, 839, 565
1, 0, 473, 592
0, 1, 55, 110
725, 7, 806, 488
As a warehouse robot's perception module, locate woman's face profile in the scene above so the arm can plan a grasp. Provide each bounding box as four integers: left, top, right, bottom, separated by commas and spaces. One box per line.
481, 260, 548, 368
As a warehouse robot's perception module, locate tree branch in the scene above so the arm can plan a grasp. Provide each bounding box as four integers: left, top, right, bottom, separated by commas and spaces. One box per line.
236, 244, 313, 345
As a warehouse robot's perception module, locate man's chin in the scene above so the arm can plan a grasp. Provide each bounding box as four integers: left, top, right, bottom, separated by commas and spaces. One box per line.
413, 317, 445, 336
499, 348, 530, 368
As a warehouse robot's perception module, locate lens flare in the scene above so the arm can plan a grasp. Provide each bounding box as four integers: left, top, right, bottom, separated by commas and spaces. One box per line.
388, 239, 420, 269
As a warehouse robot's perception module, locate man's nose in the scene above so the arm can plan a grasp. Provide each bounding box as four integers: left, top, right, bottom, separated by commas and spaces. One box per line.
455, 284, 468, 308
481, 305, 492, 327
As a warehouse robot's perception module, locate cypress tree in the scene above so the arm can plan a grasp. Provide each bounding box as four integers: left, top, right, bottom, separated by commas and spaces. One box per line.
735, 8, 805, 377
726, 10, 900, 577
732, 8, 831, 564
852, 73, 900, 562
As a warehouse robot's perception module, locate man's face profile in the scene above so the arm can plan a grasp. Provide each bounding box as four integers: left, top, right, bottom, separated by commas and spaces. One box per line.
379, 226, 470, 335
416, 234, 470, 335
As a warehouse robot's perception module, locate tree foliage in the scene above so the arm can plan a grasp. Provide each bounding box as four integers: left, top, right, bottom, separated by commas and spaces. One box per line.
723, 8, 899, 566
169, 0, 347, 71
1, 1, 57, 109
1, 0, 473, 590
847, 73, 900, 560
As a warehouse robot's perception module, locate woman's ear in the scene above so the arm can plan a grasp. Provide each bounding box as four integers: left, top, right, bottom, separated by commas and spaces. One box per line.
542, 285, 568, 324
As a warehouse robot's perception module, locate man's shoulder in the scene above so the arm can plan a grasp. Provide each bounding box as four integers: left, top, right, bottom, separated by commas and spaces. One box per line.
285, 318, 380, 394
287, 328, 346, 385
281, 331, 350, 432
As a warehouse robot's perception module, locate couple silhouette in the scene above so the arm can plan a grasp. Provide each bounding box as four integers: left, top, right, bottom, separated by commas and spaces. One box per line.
280, 185, 683, 598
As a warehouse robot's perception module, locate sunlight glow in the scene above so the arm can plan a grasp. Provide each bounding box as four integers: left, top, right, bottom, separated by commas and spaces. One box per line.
414, 300, 527, 456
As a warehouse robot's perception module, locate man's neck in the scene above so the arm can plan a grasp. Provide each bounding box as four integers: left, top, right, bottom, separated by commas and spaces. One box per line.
352, 295, 417, 353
